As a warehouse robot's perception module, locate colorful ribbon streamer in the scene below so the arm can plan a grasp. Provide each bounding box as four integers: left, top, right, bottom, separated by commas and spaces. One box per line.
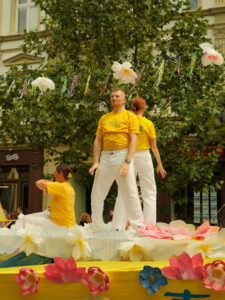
169, 60, 178, 80
189, 53, 197, 76
31, 86, 37, 96
133, 66, 145, 89
177, 56, 181, 77
4, 80, 16, 97
99, 73, 110, 96
84, 74, 91, 95
61, 76, 67, 94
68, 75, 78, 97
154, 60, 165, 89
20, 79, 28, 98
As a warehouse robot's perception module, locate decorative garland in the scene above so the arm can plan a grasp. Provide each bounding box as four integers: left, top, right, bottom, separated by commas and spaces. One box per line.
15, 256, 110, 296
1, 43, 224, 98
14, 253, 225, 297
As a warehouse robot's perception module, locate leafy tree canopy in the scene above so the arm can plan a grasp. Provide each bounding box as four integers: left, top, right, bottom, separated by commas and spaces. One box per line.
0, 0, 224, 203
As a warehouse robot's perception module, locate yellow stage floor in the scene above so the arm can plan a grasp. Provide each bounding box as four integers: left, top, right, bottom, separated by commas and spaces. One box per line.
1, 259, 225, 300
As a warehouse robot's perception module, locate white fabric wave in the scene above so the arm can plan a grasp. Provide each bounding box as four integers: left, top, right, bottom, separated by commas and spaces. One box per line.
0, 217, 225, 262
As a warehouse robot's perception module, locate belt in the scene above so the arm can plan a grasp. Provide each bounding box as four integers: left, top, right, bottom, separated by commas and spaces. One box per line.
103, 149, 127, 155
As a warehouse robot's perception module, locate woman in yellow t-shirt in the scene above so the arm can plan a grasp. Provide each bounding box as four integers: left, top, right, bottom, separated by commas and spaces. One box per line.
13, 164, 75, 230
36, 164, 76, 228
113, 97, 167, 229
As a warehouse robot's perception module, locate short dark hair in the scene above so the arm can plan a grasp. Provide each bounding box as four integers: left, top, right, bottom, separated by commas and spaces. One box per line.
56, 163, 72, 180
111, 88, 126, 97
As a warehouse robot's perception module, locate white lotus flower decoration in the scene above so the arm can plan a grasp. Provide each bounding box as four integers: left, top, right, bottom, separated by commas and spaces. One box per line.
31, 77, 55, 92
112, 61, 138, 84
66, 226, 92, 260
17, 224, 43, 256
185, 232, 225, 259
200, 43, 224, 66
118, 238, 151, 261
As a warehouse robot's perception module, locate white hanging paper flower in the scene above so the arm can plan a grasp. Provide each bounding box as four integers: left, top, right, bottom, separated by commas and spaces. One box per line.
112, 61, 137, 84
31, 77, 55, 92
199, 43, 224, 66
66, 226, 92, 260
17, 224, 43, 256
118, 238, 152, 261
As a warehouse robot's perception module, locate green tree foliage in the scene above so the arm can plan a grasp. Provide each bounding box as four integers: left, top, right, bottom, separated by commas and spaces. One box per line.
0, 0, 224, 202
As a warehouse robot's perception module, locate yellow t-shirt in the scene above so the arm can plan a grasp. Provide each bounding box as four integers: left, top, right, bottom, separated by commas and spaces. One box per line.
47, 181, 75, 228
136, 116, 156, 150
96, 109, 139, 150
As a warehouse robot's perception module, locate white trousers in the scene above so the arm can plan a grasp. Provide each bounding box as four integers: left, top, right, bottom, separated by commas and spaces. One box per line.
18, 210, 53, 228
112, 150, 156, 229
91, 149, 144, 230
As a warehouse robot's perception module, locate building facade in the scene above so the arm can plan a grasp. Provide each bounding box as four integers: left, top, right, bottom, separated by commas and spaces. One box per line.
0, 1, 86, 221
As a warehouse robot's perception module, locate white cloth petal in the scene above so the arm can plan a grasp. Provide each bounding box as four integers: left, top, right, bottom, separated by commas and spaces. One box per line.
113, 72, 123, 80
186, 234, 225, 258
168, 220, 195, 232
118, 238, 152, 261
17, 224, 43, 256
111, 61, 122, 72
121, 62, 132, 69
149, 239, 190, 261
66, 226, 92, 260
200, 43, 214, 51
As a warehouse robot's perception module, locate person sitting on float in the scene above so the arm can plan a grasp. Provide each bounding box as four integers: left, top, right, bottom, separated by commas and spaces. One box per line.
15, 163, 76, 229
35, 163, 76, 228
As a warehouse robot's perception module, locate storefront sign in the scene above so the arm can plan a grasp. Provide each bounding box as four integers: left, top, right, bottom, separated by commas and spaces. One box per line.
5, 154, 19, 161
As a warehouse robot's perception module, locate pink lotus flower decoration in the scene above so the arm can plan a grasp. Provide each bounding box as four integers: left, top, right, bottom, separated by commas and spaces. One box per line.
15, 267, 40, 295
162, 252, 204, 280
82, 266, 110, 295
139, 222, 192, 240
44, 256, 85, 283
139, 221, 217, 241
192, 221, 210, 240
203, 260, 225, 291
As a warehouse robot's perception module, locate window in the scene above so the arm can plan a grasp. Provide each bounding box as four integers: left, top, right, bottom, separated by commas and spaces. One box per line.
0, 166, 29, 214
189, 0, 198, 10
17, 0, 38, 33
170, 186, 220, 225
193, 189, 218, 225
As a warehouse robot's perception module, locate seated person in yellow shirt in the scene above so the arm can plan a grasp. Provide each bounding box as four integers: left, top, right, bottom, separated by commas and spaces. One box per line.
36, 164, 76, 228
15, 164, 76, 229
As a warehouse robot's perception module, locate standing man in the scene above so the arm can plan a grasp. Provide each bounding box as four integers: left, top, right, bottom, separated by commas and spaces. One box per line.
89, 88, 144, 231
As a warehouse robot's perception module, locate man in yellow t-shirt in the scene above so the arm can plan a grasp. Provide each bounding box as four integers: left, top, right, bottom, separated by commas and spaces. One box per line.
89, 88, 144, 231
113, 97, 167, 229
